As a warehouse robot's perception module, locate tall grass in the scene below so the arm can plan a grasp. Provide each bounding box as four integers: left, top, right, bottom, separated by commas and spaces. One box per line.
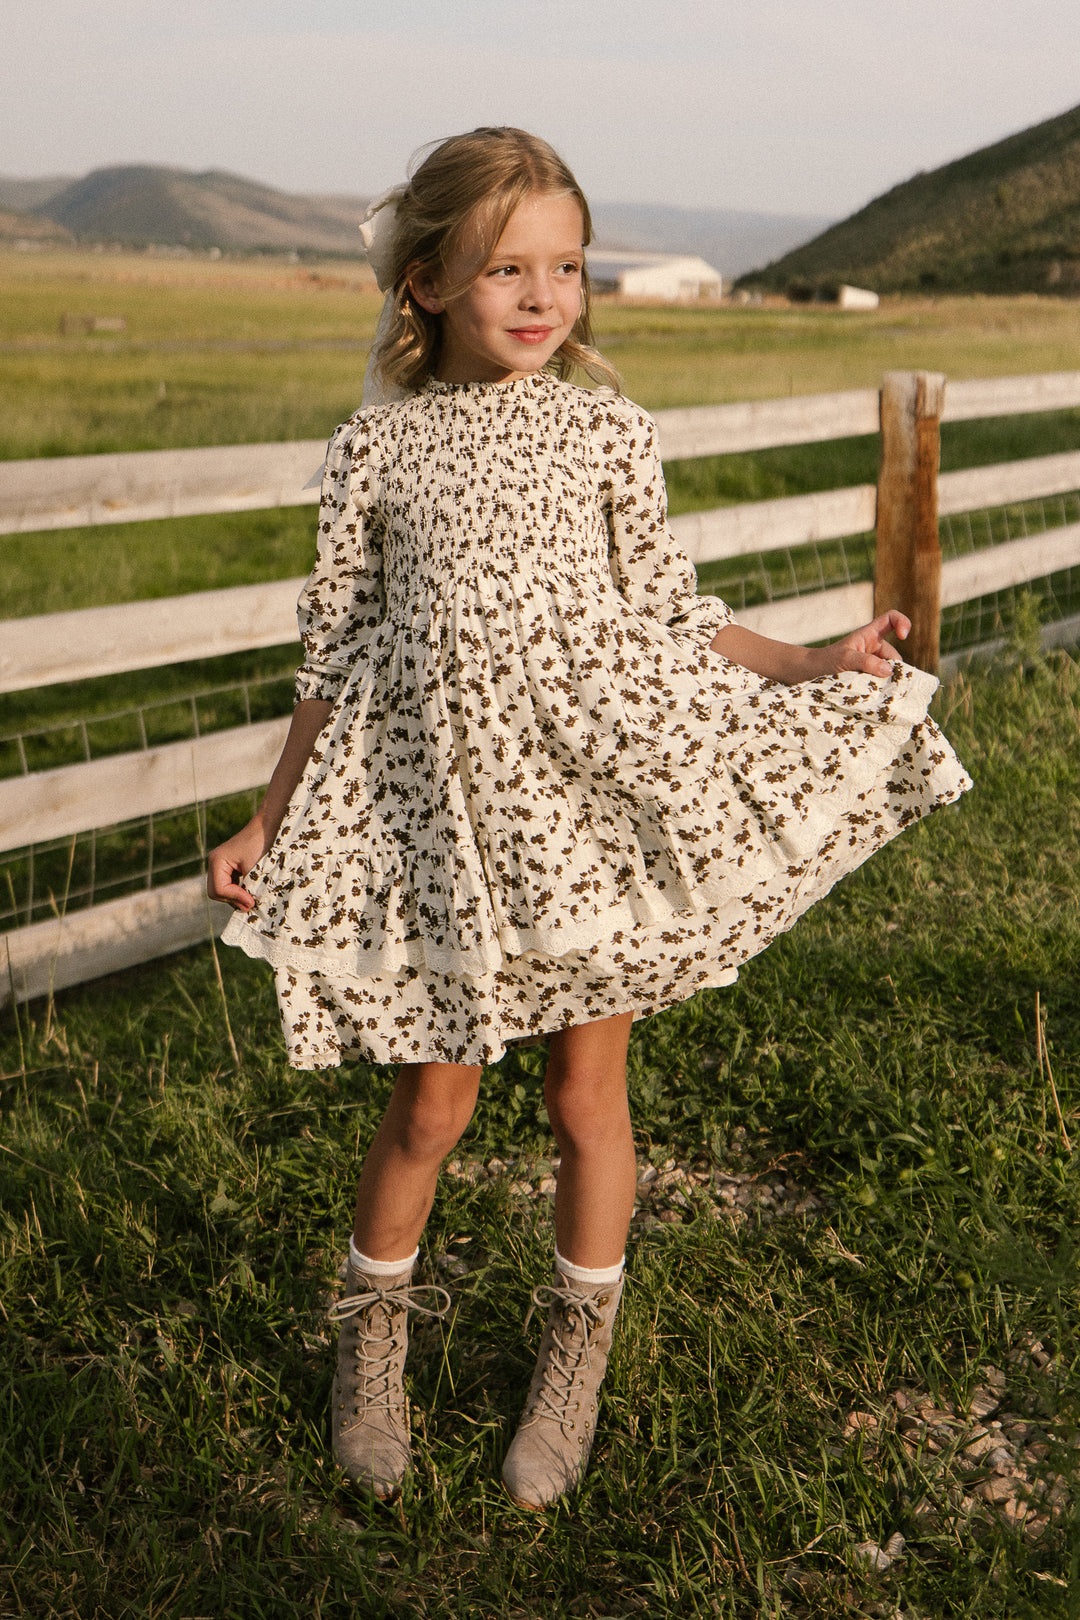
1, 646, 1078, 1617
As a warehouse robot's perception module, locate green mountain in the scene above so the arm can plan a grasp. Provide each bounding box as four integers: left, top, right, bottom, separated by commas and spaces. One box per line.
739, 101, 1080, 296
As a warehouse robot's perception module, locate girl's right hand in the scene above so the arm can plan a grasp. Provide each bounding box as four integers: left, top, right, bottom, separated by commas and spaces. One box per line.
207, 820, 272, 910
206, 697, 334, 910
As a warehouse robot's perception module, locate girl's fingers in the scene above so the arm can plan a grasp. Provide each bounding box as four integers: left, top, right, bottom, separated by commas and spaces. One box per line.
208, 878, 255, 909
844, 647, 900, 678
874, 609, 910, 639
207, 853, 255, 907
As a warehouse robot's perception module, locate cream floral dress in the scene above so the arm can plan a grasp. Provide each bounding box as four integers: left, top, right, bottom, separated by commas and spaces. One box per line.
222, 371, 971, 1067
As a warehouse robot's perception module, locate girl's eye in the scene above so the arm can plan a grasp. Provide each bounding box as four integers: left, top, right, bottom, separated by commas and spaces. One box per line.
489, 265, 517, 277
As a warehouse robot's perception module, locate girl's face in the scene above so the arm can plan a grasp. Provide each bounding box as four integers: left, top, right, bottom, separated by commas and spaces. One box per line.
411, 191, 585, 385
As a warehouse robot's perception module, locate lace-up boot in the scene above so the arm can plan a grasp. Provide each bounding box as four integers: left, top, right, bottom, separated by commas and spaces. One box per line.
501, 1266, 624, 1508
328, 1259, 450, 1498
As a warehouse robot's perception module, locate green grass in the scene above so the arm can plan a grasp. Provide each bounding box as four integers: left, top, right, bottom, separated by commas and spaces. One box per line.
1, 648, 1078, 1617
7, 248, 1080, 455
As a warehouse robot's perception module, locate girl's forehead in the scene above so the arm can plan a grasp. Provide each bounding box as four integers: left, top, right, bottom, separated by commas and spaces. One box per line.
491, 192, 585, 252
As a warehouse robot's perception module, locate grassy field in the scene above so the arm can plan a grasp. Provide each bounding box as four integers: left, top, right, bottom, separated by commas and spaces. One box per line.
4, 250, 1080, 722
5, 249, 1080, 456
1, 644, 1078, 1617
3, 251, 1080, 1614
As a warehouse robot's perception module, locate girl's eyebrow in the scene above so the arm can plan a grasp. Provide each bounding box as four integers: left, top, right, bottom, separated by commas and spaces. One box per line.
487, 250, 584, 268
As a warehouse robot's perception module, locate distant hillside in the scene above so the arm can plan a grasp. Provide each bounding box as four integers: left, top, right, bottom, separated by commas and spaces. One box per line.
590, 201, 832, 281
739, 101, 1080, 296
37, 167, 372, 255
0, 208, 73, 245
4, 162, 829, 274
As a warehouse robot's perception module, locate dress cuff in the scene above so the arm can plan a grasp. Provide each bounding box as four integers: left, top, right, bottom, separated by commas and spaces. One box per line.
673, 591, 734, 647
294, 667, 345, 704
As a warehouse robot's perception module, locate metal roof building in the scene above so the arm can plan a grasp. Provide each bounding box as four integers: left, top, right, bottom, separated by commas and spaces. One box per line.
586, 250, 722, 301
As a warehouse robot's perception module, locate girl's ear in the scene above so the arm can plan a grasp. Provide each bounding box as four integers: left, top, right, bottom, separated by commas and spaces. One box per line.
408, 271, 445, 315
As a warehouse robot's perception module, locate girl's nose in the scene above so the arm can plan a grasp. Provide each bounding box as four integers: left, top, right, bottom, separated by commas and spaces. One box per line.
520, 274, 554, 311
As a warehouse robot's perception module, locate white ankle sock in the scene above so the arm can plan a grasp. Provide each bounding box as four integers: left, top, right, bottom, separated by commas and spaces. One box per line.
349, 1239, 418, 1278
554, 1248, 624, 1286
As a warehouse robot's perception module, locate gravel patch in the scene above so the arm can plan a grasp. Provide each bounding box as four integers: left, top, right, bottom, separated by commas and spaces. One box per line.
831, 1339, 1073, 1552
438, 1139, 828, 1249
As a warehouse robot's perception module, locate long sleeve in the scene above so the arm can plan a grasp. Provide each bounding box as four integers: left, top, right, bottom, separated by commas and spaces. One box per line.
294, 417, 386, 704
601, 399, 733, 647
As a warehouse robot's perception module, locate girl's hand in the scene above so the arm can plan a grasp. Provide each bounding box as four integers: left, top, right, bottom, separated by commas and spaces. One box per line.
207, 820, 272, 910
206, 697, 334, 910
809, 610, 910, 680
710, 613, 910, 684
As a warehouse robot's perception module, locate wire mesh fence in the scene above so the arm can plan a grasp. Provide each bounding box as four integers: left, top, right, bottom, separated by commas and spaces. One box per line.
695, 529, 877, 614
696, 486, 1080, 657
3, 485, 1079, 931
1, 789, 262, 931
1, 668, 294, 931
0, 667, 296, 780
938, 490, 1080, 655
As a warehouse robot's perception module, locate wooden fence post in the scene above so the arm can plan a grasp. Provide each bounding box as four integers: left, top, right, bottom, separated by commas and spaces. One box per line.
874, 370, 946, 674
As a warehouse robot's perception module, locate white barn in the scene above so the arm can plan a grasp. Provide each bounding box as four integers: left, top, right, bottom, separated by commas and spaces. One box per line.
587, 250, 722, 301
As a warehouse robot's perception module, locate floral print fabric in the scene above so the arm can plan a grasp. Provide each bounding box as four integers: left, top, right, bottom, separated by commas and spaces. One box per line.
222, 371, 971, 1066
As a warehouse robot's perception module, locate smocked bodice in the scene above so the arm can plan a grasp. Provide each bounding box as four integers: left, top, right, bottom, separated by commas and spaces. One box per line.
370, 375, 625, 614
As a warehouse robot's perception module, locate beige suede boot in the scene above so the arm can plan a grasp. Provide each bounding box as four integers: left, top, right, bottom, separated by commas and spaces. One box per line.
501, 1267, 624, 1509
328, 1259, 449, 1499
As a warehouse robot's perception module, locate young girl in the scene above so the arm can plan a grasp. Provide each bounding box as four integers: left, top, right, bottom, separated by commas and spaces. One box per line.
208, 127, 970, 1509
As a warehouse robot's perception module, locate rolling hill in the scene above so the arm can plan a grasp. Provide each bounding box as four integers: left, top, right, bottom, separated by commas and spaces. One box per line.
0, 209, 73, 246
0, 163, 829, 277
739, 100, 1080, 296
34, 166, 371, 255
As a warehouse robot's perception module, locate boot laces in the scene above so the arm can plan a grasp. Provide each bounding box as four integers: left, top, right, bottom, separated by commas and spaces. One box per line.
523, 1282, 608, 1429
329, 1282, 450, 1412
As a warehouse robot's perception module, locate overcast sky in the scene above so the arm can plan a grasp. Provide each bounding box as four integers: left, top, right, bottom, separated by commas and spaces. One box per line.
4, 0, 1079, 220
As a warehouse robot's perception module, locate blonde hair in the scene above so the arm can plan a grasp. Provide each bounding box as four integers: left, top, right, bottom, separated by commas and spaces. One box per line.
374, 127, 619, 393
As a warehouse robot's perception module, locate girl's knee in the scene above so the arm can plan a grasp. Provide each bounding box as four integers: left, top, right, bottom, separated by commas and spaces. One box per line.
394, 1064, 479, 1162
544, 1061, 630, 1150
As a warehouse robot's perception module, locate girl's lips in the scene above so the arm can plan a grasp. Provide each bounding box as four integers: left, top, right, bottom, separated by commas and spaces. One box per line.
508, 327, 555, 343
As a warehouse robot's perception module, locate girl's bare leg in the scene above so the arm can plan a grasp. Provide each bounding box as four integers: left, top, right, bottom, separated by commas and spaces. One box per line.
544, 1013, 636, 1269
501, 1013, 636, 1507
351, 1061, 482, 1261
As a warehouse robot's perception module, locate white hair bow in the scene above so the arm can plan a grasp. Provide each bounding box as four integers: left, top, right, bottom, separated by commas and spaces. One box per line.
359, 186, 407, 293
302, 185, 413, 487
358, 186, 412, 408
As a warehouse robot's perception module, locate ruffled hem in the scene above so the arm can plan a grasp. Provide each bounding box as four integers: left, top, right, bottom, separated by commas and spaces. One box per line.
224, 656, 968, 983
259, 745, 968, 1069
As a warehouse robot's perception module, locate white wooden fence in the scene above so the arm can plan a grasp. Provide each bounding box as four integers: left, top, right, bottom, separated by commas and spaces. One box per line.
3, 369, 1080, 1006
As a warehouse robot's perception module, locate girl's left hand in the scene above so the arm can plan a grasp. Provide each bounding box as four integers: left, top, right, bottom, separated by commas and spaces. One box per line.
811, 610, 910, 679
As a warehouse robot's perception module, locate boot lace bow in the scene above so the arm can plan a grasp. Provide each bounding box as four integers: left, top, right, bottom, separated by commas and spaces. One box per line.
328, 1282, 450, 1412
522, 1282, 609, 1431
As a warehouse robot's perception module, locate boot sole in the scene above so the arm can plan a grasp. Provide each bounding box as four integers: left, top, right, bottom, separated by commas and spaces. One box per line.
503, 1484, 552, 1510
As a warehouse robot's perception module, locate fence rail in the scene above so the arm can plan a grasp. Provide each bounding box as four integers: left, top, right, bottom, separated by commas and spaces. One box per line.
4, 368, 1080, 1006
